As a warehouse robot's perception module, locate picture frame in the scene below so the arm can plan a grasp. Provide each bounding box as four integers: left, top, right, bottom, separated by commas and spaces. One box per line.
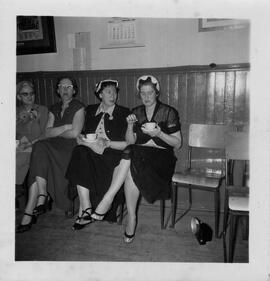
198, 18, 249, 32
17, 16, 57, 55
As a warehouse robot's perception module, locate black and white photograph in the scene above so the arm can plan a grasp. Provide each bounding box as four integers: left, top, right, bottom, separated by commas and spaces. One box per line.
1, 0, 270, 281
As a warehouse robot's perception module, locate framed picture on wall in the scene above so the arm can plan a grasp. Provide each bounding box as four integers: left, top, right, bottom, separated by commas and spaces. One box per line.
17, 16, 57, 55
198, 18, 249, 32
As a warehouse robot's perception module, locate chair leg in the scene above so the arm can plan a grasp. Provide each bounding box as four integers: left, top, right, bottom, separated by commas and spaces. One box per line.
72, 199, 75, 217
241, 216, 249, 240
170, 182, 178, 228
223, 195, 229, 236
160, 199, 165, 229
214, 189, 220, 238
229, 214, 238, 263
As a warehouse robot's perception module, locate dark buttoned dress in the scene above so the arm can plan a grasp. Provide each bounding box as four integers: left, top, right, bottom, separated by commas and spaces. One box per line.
66, 104, 130, 222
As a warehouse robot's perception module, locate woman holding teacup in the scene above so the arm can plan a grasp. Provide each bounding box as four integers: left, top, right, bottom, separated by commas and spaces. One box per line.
16, 77, 85, 233
65, 79, 130, 230
90, 75, 182, 243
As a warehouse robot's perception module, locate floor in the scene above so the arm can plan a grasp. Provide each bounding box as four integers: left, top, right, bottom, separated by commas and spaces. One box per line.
15, 197, 248, 262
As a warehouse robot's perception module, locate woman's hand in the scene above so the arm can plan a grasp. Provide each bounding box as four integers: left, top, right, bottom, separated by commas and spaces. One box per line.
17, 136, 32, 151
126, 114, 137, 125
76, 134, 85, 145
141, 124, 161, 137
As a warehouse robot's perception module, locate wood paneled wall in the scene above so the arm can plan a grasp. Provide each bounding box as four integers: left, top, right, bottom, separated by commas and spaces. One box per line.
17, 63, 250, 173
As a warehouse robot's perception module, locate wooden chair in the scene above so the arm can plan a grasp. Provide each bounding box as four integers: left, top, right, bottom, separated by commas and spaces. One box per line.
222, 131, 249, 262
171, 124, 233, 237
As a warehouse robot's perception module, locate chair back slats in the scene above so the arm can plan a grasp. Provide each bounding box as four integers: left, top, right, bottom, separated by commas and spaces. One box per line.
225, 132, 249, 161
189, 124, 232, 149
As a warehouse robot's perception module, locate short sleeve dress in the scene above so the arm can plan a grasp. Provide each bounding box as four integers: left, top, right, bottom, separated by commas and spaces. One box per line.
66, 103, 130, 222
122, 100, 181, 203
28, 99, 85, 211
16, 104, 48, 185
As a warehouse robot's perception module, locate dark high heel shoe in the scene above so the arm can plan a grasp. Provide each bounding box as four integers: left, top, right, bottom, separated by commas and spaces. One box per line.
123, 231, 135, 244
33, 194, 52, 216
72, 207, 93, 231
16, 212, 37, 233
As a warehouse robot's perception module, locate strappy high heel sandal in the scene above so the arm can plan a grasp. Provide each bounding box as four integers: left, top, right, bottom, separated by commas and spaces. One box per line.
91, 200, 113, 221
91, 210, 107, 221
33, 194, 52, 216
16, 212, 37, 233
123, 231, 135, 244
72, 207, 93, 231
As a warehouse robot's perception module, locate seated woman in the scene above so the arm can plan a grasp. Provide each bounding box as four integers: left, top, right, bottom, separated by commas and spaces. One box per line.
65, 79, 130, 230
16, 77, 85, 233
16, 80, 48, 187
90, 75, 182, 243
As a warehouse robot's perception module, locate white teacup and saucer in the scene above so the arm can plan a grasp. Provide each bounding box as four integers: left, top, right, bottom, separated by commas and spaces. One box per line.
141, 122, 157, 132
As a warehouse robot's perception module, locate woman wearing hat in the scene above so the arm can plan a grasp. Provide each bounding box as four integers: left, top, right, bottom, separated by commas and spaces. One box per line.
16, 77, 85, 233
91, 75, 182, 243
65, 79, 130, 230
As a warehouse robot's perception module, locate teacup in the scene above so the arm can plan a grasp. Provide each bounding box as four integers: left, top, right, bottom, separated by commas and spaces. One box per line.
144, 122, 156, 131
86, 133, 97, 141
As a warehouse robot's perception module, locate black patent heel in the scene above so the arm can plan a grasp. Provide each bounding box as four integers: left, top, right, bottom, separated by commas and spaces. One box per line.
72, 207, 93, 231
16, 212, 37, 233
33, 194, 52, 215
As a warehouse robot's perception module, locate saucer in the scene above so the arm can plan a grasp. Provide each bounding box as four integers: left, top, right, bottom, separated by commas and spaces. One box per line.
82, 137, 97, 143
141, 126, 156, 132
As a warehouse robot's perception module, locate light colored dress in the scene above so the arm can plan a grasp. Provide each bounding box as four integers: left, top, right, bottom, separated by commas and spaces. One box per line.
16, 104, 48, 185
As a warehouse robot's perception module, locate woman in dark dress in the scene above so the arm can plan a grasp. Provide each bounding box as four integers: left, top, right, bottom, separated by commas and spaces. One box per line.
66, 79, 130, 230
90, 75, 182, 243
16, 77, 85, 233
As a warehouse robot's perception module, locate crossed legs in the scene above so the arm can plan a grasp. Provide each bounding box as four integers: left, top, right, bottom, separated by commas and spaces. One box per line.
93, 158, 140, 237
92, 159, 131, 218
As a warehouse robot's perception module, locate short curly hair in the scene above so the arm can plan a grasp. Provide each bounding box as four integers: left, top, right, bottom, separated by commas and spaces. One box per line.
55, 77, 78, 97
16, 80, 35, 95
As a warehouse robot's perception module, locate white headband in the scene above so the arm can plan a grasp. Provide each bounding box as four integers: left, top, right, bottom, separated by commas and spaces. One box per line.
136, 75, 160, 92
95, 79, 119, 94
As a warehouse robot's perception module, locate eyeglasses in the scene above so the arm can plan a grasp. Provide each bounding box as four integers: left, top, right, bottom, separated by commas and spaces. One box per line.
20, 92, 35, 97
58, 85, 74, 90
136, 75, 160, 91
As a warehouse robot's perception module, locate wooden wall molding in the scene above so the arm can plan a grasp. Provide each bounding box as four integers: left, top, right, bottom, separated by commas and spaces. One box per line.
17, 63, 250, 172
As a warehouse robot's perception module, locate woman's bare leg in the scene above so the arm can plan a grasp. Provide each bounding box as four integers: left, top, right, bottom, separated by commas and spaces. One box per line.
93, 159, 131, 218
124, 169, 140, 235
76, 185, 92, 224
36, 176, 47, 206
21, 182, 39, 225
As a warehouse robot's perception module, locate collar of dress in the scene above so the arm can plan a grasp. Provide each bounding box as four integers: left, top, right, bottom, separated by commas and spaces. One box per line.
95, 103, 115, 117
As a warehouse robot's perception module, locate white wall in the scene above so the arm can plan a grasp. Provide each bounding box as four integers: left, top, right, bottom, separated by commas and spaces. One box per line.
17, 17, 250, 72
